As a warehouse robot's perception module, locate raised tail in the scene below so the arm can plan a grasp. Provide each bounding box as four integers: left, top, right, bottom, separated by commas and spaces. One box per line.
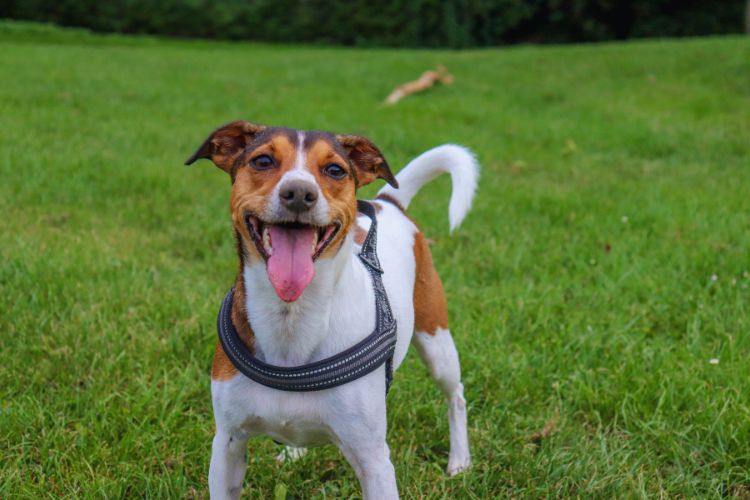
378, 144, 479, 232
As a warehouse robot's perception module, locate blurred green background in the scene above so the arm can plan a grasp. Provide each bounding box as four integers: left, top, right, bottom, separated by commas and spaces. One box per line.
1, 0, 747, 47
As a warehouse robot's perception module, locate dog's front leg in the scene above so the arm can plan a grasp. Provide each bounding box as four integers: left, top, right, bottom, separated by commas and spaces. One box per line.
338, 436, 399, 499
209, 429, 249, 500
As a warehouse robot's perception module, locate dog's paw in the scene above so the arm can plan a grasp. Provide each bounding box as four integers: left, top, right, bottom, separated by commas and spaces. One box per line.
276, 446, 308, 463
447, 455, 471, 476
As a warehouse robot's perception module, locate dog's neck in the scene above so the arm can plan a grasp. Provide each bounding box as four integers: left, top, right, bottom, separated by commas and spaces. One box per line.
238, 233, 372, 366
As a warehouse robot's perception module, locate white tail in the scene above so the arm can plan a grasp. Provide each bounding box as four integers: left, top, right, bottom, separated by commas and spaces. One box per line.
378, 144, 479, 232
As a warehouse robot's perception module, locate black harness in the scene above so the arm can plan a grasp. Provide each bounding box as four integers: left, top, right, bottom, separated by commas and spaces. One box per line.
216, 200, 397, 393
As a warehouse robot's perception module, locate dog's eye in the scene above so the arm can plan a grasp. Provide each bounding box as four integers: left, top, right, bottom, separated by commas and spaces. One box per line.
251, 154, 276, 170
323, 164, 347, 180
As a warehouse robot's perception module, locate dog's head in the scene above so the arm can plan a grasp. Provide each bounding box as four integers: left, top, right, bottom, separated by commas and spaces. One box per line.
186, 120, 397, 302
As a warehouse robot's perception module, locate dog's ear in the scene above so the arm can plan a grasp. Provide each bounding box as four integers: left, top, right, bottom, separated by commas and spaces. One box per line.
185, 120, 267, 172
335, 134, 398, 189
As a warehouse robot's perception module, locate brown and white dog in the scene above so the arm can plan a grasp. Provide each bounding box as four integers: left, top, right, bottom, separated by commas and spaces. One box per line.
186, 121, 478, 499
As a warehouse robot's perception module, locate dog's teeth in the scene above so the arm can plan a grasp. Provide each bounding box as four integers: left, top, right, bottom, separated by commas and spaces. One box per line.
311, 231, 319, 253
262, 227, 272, 256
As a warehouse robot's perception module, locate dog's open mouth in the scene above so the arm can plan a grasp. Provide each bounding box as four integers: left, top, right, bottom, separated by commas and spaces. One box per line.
245, 215, 341, 302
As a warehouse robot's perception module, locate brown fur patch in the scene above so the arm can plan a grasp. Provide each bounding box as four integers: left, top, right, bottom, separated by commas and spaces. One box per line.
304, 136, 358, 259
413, 231, 448, 335
211, 272, 255, 381
211, 343, 238, 381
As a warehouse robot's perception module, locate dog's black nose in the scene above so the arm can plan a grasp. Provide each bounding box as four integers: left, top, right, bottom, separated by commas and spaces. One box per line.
279, 179, 319, 213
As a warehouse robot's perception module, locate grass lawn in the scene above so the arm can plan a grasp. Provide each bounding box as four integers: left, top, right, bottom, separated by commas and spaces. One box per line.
1, 21, 750, 498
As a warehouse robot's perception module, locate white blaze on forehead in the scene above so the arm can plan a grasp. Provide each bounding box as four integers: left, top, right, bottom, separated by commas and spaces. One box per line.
294, 131, 306, 171
279, 131, 316, 183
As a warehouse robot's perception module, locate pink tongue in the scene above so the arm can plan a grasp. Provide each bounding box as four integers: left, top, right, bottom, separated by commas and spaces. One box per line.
266, 226, 316, 302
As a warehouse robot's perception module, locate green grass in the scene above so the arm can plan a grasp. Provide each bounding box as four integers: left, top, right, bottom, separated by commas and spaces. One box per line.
1, 21, 750, 498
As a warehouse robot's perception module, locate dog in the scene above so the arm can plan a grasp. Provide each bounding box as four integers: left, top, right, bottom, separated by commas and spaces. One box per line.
185, 121, 478, 499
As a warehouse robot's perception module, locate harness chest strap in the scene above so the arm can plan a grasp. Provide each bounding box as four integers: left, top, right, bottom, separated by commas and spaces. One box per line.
216, 200, 397, 393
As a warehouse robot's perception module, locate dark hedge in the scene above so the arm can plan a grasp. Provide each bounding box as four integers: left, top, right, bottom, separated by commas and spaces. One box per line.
1, 0, 745, 47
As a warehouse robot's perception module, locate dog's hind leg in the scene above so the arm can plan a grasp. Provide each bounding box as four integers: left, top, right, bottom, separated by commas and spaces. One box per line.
411, 232, 471, 475
412, 328, 471, 475
209, 429, 249, 500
